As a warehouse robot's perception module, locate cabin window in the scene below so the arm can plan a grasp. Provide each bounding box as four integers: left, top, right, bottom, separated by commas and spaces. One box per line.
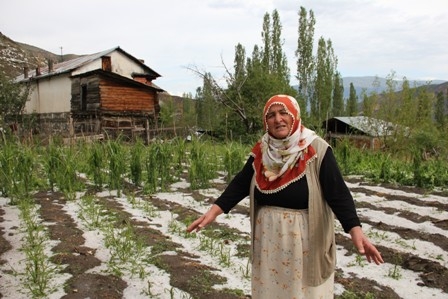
81, 84, 87, 111
102, 56, 112, 72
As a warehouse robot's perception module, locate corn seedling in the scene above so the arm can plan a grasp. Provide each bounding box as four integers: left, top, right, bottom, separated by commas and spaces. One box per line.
168, 218, 183, 235
106, 139, 127, 196
0, 141, 16, 198
165, 287, 193, 299
217, 242, 232, 267
77, 195, 106, 229
197, 233, 217, 252
87, 141, 106, 189
125, 190, 137, 206
170, 137, 188, 175
20, 147, 36, 195
142, 200, 160, 218
44, 143, 83, 200
387, 255, 403, 280
340, 290, 376, 299
144, 148, 158, 194
129, 138, 144, 187
45, 142, 61, 191
388, 264, 402, 280
60, 146, 83, 200
144, 141, 175, 194
367, 229, 389, 241
196, 232, 233, 268
140, 280, 154, 297
103, 220, 152, 279
394, 238, 416, 250
104, 223, 138, 263
347, 252, 366, 268
18, 198, 59, 298
154, 141, 176, 190
222, 142, 247, 183
77, 194, 152, 277
188, 140, 217, 189
239, 258, 251, 279
6, 146, 36, 203
167, 214, 195, 238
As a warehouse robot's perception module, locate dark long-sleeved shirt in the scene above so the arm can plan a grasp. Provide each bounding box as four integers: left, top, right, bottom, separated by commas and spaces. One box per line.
214, 147, 361, 233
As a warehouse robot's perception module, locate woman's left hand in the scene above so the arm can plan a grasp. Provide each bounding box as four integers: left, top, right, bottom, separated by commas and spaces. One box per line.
186, 204, 223, 233
349, 226, 384, 265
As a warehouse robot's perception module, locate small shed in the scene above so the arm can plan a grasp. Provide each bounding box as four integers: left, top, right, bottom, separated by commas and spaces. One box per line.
322, 116, 397, 150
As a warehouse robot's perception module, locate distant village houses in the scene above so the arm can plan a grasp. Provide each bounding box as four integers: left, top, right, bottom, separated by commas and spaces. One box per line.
15, 46, 165, 143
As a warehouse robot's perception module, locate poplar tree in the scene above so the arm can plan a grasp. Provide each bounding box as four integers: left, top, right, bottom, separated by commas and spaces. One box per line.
362, 91, 375, 117
229, 43, 262, 135
312, 37, 337, 125
261, 9, 293, 91
362, 77, 382, 118
386, 78, 414, 146
415, 86, 434, 129
226, 43, 249, 122
271, 9, 289, 82
261, 13, 271, 72
396, 78, 417, 129
346, 83, 358, 116
181, 93, 197, 128
295, 6, 315, 113
332, 72, 344, 117
233, 43, 247, 87
159, 95, 177, 129
435, 90, 446, 130
374, 71, 400, 134
196, 73, 221, 131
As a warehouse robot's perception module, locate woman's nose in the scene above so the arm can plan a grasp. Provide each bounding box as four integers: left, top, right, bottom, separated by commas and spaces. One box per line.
274, 112, 282, 122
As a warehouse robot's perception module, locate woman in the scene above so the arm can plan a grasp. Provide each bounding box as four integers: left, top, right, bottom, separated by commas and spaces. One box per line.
187, 94, 383, 298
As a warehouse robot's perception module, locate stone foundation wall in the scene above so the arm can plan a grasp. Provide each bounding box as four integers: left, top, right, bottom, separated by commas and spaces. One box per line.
36, 112, 72, 136
6, 112, 161, 143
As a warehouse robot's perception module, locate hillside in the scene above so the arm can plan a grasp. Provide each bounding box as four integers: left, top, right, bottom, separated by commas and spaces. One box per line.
0, 32, 80, 79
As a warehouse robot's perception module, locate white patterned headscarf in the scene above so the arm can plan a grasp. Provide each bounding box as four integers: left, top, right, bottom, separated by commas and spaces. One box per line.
260, 94, 317, 182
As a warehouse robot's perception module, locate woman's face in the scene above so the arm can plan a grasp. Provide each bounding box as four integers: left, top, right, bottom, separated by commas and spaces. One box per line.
265, 104, 293, 139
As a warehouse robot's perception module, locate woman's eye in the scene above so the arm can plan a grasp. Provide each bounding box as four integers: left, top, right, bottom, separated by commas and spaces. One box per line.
266, 109, 288, 119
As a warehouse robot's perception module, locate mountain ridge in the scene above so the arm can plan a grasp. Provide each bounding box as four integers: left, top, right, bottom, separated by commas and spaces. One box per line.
341, 76, 447, 98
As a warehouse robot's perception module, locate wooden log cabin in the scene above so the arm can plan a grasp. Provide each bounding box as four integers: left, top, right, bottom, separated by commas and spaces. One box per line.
16, 46, 164, 142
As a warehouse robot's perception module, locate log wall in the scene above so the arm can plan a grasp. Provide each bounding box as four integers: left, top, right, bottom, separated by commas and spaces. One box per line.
99, 78, 158, 112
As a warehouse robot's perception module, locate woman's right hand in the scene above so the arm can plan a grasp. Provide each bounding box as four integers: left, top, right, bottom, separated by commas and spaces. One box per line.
186, 204, 223, 233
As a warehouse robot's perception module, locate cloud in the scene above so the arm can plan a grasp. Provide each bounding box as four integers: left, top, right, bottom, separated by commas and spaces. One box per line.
1, 0, 447, 95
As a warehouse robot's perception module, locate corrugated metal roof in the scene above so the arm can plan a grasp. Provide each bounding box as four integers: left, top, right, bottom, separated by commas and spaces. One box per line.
331, 116, 396, 136
15, 46, 161, 82
16, 47, 119, 82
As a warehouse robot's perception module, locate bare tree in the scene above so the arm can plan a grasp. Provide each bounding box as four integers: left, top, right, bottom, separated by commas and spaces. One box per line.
187, 59, 254, 133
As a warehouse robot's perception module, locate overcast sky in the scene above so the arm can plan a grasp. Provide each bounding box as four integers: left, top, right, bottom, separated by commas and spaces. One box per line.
1, 0, 447, 95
